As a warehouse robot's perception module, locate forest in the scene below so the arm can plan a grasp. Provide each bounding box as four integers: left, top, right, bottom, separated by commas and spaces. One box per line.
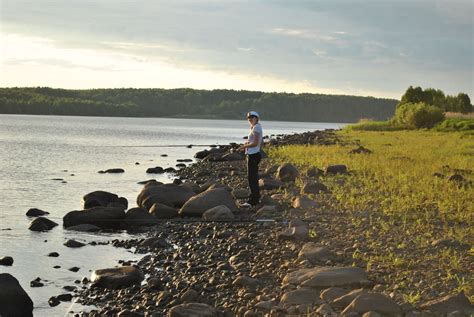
0, 87, 399, 122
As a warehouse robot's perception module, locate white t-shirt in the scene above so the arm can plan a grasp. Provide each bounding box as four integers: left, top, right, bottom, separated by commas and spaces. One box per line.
246, 123, 263, 155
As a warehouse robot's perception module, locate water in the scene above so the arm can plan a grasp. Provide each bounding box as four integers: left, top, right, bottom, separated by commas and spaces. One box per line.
0, 114, 345, 316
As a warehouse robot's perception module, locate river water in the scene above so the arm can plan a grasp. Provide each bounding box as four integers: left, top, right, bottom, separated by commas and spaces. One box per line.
0, 114, 345, 316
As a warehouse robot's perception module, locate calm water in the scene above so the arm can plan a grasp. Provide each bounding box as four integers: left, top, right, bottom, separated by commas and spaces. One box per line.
0, 114, 345, 316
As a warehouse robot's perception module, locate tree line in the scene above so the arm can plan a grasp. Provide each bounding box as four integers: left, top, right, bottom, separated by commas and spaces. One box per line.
399, 86, 471, 113
0, 87, 399, 122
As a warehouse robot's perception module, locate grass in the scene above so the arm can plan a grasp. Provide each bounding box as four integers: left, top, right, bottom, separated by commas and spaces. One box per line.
269, 130, 474, 301
345, 119, 405, 131
434, 118, 474, 132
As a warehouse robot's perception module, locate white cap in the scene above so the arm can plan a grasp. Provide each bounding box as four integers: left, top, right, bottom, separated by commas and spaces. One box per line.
247, 111, 259, 118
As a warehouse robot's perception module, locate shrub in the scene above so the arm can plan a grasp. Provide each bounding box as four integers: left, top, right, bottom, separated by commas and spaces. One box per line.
345, 120, 405, 131
434, 118, 474, 132
394, 102, 445, 128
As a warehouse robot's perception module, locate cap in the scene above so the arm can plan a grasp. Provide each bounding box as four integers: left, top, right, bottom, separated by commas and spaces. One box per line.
247, 111, 259, 118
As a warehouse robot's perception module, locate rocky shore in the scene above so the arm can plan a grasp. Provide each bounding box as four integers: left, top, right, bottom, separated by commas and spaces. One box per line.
1, 130, 472, 317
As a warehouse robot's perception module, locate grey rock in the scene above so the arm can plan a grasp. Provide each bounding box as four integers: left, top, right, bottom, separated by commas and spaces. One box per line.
149, 203, 179, 219
291, 195, 318, 208
91, 266, 144, 289
280, 288, 320, 305
320, 287, 349, 302
202, 205, 234, 221
231, 188, 250, 199
283, 267, 370, 289
64, 239, 85, 248
82, 191, 127, 209
65, 224, 101, 232
332, 288, 369, 308
298, 243, 335, 263
276, 163, 299, 182
26, 208, 49, 217
258, 178, 284, 190
0, 256, 13, 266
169, 302, 219, 317
341, 292, 401, 316
63, 207, 126, 229
325, 164, 348, 175
179, 188, 237, 217
125, 207, 158, 226
28, 217, 58, 232
137, 183, 195, 210
419, 292, 474, 315
301, 181, 329, 194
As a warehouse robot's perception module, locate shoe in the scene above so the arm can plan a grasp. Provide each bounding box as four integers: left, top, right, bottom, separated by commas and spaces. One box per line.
240, 202, 252, 208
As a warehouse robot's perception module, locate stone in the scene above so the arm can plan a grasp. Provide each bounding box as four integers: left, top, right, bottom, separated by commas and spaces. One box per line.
341, 292, 402, 316
362, 312, 383, 317
180, 289, 200, 303
232, 188, 250, 199
202, 205, 235, 221
28, 217, 58, 231
64, 239, 86, 248
179, 188, 237, 217
298, 243, 335, 263
232, 276, 259, 289
63, 207, 126, 229
276, 163, 299, 182
301, 181, 328, 194
325, 164, 348, 175
65, 224, 101, 232
316, 304, 334, 315
125, 207, 158, 226
419, 292, 474, 315
104, 168, 125, 173
139, 237, 171, 249
82, 191, 127, 209
0, 273, 33, 317
283, 267, 370, 289
147, 166, 165, 174
292, 195, 318, 208
57, 293, 73, 302
331, 288, 369, 308
320, 287, 349, 302
306, 167, 323, 177
222, 152, 244, 161
169, 302, 219, 317
255, 205, 279, 218
280, 288, 320, 305
278, 225, 309, 241
195, 150, 210, 159
48, 296, 60, 307
0, 256, 13, 266
349, 146, 372, 154
149, 203, 178, 219
91, 266, 144, 289
258, 178, 284, 190
260, 195, 279, 206
137, 183, 195, 210
26, 208, 49, 217
48, 252, 59, 257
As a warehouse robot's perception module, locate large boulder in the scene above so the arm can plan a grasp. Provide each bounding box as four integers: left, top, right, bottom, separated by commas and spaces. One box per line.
276, 163, 299, 182
124, 207, 158, 226
0, 273, 34, 317
28, 217, 58, 232
0, 256, 14, 266
280, 288, 320, 305
137, 183, 195, 210
169, 303, 219, 317
202, 205, 234, 221
82, 191, 128, 209
149, 203, 179, 219
298, 243, 335, 264
179, 188, 237, 217
63, 207, 126, 229
91, 266, 143, 289
283, 267, 371, 289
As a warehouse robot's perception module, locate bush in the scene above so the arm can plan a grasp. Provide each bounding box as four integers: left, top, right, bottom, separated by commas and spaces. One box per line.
345, 120, 405, 131
394, 102, 445, 128
434, 118, 474, 132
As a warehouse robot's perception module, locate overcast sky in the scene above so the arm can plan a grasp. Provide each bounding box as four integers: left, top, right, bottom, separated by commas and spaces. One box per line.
1, 0, 473, 98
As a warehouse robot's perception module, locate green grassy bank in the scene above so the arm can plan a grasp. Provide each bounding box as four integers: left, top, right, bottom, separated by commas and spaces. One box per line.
269, 130, 473, 302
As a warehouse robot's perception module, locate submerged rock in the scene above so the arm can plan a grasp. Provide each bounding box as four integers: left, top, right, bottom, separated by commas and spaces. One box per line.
82, 191, 128, 209
28, 217, 58, 232
63, 207, 126, 229
0, 256, 13, 266
25, 208, 49, 217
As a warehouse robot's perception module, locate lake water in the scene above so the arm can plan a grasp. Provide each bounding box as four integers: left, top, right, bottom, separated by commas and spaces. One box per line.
0, 114, 345, 316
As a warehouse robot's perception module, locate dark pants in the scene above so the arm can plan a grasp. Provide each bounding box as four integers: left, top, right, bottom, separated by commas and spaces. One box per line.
247, 152, 261, 205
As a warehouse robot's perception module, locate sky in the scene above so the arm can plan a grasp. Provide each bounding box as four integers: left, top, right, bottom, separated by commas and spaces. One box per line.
0, 0, 473, 99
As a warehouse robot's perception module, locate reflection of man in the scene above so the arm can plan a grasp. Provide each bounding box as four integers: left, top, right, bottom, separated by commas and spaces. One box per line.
239, 111, 263, 207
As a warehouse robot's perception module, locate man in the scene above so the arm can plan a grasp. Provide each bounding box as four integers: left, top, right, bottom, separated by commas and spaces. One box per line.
239, 111, 263, 208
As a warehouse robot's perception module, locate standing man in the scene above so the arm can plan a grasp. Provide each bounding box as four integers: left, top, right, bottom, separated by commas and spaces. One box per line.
239, 111, 263, 208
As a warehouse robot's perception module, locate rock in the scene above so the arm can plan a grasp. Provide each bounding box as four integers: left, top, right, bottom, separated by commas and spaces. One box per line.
232, 276, 259, 289
306, 167, 323, 177
320, 287, 349, 302
419, 292, 474, 315
222, 152, 244, 161
169, 302, 218, 317
137, 183, 195, 210
255, 300, 275, 311
291, 195, 318, 208
28, 217, 58, 232
325, 164, 348, 175
82, 191, 128, 209
64, 239, 86, 248
362, 312, 383, 317
48, 252, 59, 257
195, 150, 210, 159
125, 207, 158, 226
276, 163, 299, 182
316, 304, 334, 315
331, 288, 369, 308
260, 195, 279, 206
0, 256, 13, 266
0, 273, 33, 317
280, 288, 320, 305
147, 166, 165, 174
91, 266, 144, 289
283, 267, 370, 289
48, 296, 60, 307
26, 208, 49, 217
232, 189, 250, 199
149, 203, 179, 219
278, 225, 309, 241
341, 292, 402, 316
258, 178, 284, 190
202, 205, 234, 221
57, 293, 73, 302
349, 146, 372, 154
448, 174, 465, 183
69, 267, 80, 272
301, 181, 328, 194
298, 243, 335, 263
139, 237, 171, 249
104, 168, 125, 173
255, 205, 279, 217
63, 207, 126, 229
180, 289, 200, 303
65, 224, 101, 232
30, 278, 44, 287
179, 188, 237, 217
